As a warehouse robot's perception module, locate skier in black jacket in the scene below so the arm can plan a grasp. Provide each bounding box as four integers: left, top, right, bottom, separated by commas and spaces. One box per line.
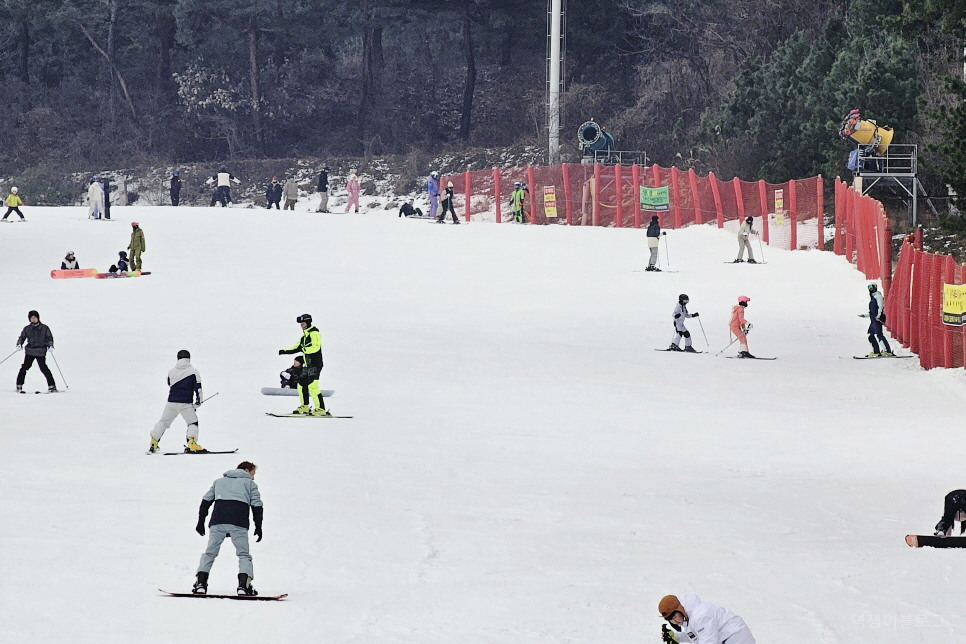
935, 490, 966, 536
170, 171, 182, 206
15, 310, 56, 393
265, 177, 282, 210
646, 215, 662, 271
399, 200, 423, 218
316, 166, 330, 212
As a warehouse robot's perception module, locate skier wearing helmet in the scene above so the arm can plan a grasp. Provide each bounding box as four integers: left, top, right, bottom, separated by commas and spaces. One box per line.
278, 314, 330, 416
128, 222, 146, 271
658, 593, 756, 644
1, 186, 24, 221
669, 294, 699, 352
729, 295, 754, 358
734, 216, 757, 263
427, 171, 440, 220
510, 182, 527, 223
861, 283, 894, 357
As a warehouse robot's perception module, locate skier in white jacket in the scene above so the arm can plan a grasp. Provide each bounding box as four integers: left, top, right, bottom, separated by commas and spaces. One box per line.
669, 293, 699, 352
87, 177, 104, 219
659, 593, 755, 644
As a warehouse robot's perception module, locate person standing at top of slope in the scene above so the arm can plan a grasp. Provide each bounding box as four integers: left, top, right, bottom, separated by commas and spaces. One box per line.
61, 251, 79, 270
316, 165, 330, 213
734, 216, 758, 264
128, 222, 145, 272
279, 314, 330, 416
88, 176, 105, 220
669, 294, 699, 352
659, 594, 756, 644
283, 176, 299, 211
170, 170, 182, 206
510, 182, 527, 223
427, 171, 440, 220
15, 310, 56, 393
1, 186, 25, 221
192, 461, 263, 596
729, 295, 754, 358
149, 349, 205, 453
646, 215, 662, 271
933, 489, 966, 537
265, 176, 282, 210
345, 173, 361, 213
860, 283, 894, 357
206, 166, 240, 207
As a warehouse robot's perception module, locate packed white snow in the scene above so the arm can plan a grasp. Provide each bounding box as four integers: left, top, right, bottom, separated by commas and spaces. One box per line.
0, 201, 962, 643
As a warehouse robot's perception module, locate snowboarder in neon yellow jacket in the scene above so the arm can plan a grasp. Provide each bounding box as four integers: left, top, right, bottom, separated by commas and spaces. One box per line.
278, 314, 330, 416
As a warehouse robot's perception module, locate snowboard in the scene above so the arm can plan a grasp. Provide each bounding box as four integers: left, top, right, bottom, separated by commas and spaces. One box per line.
725, 356, 777, 360
50, 268, 97, 279
159, 589, 287, 601
260, 387, 335, 397
654, 348, 704, 353
265, 412, 353, 419
95, 271, 152, 279
905, 535, 966, 548
161, 449, 238, 456
853, 355, 914, 360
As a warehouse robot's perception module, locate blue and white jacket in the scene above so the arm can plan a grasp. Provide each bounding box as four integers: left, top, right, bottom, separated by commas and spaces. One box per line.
201, 469, 263, 529
166, 357, 202, 404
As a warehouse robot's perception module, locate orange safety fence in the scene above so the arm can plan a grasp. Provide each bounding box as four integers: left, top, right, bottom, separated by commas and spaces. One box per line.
441, 163, 825, 251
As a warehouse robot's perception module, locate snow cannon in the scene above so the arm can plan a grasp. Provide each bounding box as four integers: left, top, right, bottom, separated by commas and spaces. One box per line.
578, 120, 616, 156
838, 109, 894, 155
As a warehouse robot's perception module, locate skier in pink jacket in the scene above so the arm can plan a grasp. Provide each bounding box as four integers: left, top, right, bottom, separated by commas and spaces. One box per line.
729, 295, 754, 358
344, 173, 360, 213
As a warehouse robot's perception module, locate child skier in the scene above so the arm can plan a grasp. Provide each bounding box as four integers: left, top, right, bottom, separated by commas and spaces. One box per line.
1, 186, 24, 221
860, 283, 894, 357
149, 349, 205, 453
345, 173, 361, 213
437, 180, 459, 223
279, 355, 304, 389
192, 461, 263, 596
669, 294, 699, 352
729, 295, 754, 358
109, 251, 130, 274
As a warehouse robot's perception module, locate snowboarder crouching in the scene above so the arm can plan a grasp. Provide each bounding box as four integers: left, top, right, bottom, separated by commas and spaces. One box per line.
659, 593, 756, 644
399, 200, 423, 218
109, 251, 129, 274
934, 489, 966, 536
149, 349, 204, 453
193, 461, 263, 596
669, 294, 699, 352
280, 356, 304, 389
729, 295, 754, 358
15, 310, 56, 393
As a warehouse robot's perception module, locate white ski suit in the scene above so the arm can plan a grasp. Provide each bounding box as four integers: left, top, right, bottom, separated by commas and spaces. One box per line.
673, 594, 755, 644
737, 221, 755, 261
87, 181, 104, 219
673, 302, 696, 348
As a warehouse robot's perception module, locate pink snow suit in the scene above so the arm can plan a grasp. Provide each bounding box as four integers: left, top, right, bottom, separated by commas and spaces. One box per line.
729, 305, 749, 352
345, 175, 360, 213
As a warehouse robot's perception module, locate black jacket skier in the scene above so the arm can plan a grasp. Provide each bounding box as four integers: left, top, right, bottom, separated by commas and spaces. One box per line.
15, 310, 56, 392
170, 173, 182, 206
266, 179, 282, 209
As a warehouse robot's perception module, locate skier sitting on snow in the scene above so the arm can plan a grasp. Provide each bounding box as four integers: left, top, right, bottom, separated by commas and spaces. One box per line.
669, 294, 699, 352
398, 199, 423, 218
729, 295, 754, 358
734, 216, 757, 263
61, 251, 79, 270
659, 594, 756, 644
279, 355, 304, 389
934, 489, 966, 537
192, 461, 263, 596
149, 349, 205, 453
109, 251, 129, 274
860, 283, 894, 357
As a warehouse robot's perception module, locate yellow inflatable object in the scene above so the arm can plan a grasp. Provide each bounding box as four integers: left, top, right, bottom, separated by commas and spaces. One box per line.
843, 118, 893, 154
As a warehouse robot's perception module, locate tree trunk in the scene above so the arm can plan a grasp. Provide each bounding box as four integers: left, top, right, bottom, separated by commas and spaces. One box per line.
107, 0, 118, 130
459, 4, 476, 140
359, 0, 373, 151
246, 16, 264, 154
18, 19, 29, 84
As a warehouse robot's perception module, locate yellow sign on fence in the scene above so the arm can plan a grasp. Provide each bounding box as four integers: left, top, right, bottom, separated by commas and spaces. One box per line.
943, 283, 966, 326
544, 186, 558, 218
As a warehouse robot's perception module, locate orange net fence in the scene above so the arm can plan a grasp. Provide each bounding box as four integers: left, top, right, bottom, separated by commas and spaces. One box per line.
441, 163, 825, 251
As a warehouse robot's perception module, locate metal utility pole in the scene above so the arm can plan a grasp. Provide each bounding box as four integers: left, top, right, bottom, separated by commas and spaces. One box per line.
547, 0, 564, 164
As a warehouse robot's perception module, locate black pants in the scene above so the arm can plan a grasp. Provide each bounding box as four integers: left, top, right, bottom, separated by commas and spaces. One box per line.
17, 355, 55, 387
868, 317, 892, 353
267, 199, 281, 210
2, 206, 24, 219
438, 199, 457, 222
171, 190, 181, 206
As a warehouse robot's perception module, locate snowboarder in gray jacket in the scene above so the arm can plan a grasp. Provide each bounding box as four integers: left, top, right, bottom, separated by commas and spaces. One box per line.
669, 294, 699, 352
15, 310, 56, 392
193, 462, 263, 596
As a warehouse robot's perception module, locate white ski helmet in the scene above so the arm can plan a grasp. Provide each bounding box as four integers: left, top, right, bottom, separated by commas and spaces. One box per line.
11, 186, 17, 194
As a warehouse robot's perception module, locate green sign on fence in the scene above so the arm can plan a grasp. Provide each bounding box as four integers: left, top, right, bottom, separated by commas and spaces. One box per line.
640, 186, 670, 211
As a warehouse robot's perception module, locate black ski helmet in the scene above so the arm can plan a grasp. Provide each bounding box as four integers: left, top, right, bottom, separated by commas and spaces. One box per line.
679, 294, 689, 304
177, 349, 190, 359
296, 313, 312, 325
119, 250, 127, 258
745, 216, 753, 224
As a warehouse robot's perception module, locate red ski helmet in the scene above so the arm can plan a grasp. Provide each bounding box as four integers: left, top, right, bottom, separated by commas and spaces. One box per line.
738, 295, 751, 303
131, 221, 139, 227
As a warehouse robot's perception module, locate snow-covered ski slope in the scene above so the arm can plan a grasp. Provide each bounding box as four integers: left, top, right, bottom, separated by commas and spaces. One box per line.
1, 206, 963, 643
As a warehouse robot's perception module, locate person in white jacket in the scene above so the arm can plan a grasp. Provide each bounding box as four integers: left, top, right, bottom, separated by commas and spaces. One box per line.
659, 593, 755, 644
734, 216, 758, 263
87, 176, 104, 220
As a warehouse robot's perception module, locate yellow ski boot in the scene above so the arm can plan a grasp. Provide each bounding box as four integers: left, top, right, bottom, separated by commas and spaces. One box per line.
292, 405, 311, 415
148, 437, 160, 453
185, 437, 206, 453
310, 407, 332, 417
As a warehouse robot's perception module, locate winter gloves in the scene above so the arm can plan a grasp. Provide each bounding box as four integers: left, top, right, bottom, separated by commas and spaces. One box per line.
196, 499, 213, 536
253, 506, 264, 542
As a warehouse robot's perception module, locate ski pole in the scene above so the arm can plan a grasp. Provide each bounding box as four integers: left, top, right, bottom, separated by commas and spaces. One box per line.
716, 336, 738, 356
0, 348, 19, 366
663, 231, 670, 266
49, 349, 69, 390
697, 317, 709, 347
199, 392, 219, 404
757, 232, 766, 263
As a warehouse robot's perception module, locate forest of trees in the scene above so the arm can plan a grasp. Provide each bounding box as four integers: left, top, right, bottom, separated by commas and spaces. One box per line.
0, 0, 964, 199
